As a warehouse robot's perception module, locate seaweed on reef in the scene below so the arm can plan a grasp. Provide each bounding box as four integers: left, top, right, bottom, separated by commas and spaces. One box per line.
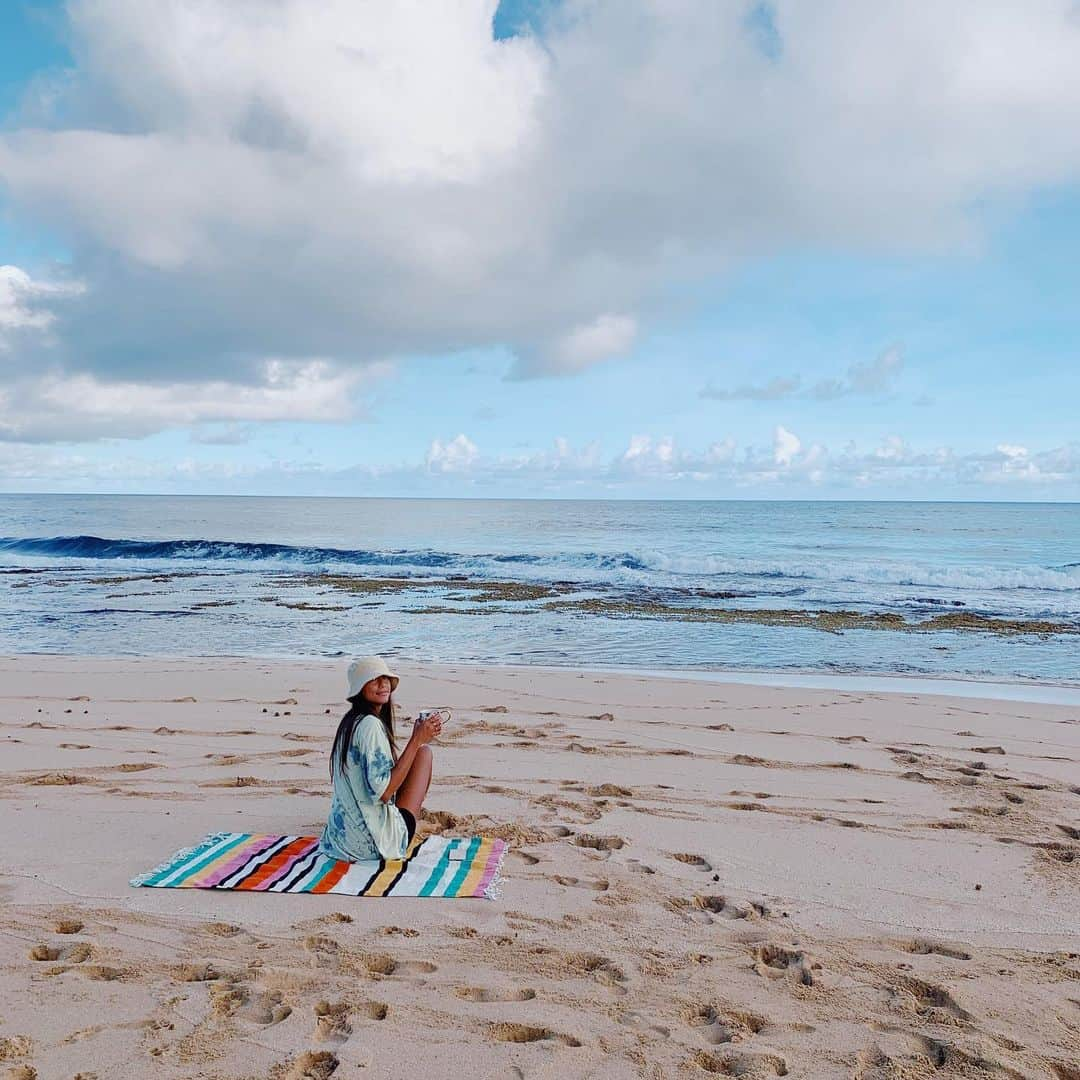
538, 598, 1078, 636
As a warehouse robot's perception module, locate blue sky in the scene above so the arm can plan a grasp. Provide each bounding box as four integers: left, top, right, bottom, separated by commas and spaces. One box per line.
1, 1, 1078, 499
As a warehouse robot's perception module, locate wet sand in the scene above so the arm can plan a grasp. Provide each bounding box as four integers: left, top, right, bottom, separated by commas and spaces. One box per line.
0, 656, 1077, 1079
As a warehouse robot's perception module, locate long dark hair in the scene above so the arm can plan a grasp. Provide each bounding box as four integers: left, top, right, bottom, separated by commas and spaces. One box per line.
330, 691, 398, 779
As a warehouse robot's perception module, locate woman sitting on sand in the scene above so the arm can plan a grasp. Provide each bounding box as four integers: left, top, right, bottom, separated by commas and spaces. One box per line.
319, 656, 443, 863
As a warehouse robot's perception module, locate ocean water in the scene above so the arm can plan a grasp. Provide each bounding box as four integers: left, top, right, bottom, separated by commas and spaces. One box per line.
1, 495, 1078, 685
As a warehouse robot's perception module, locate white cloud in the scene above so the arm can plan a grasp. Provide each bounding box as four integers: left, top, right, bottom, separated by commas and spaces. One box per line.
0, 359, 391, 442
996, 443, 1028, 459
773, 425, 801, 466
4, 430, 1079, 496
700, 375, 802, 401
0, 265, 83, 339
425, 433, 480, 472
701, 347, 904, 402
874, 434, 909, 460
189, 424, 254, 446
512, 313, 638, 378
844, 346, 904, 396
703, 438, 737, 464
1, 1, 1079, 405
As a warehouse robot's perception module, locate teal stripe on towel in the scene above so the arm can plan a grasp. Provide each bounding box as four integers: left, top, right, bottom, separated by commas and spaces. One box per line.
445, 836, 482, 897
147, 832, 249, 887
419, 837, 461, 897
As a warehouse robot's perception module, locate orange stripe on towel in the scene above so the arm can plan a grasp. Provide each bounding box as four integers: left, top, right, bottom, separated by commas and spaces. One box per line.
310, 858, 352, 894
235, 837, 317, 890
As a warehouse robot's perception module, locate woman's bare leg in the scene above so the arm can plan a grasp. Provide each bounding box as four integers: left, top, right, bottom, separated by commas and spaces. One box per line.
395, 745, 432, 818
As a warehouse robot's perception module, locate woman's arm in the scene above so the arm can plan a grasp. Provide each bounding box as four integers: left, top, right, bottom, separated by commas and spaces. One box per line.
378, 713, 441, 803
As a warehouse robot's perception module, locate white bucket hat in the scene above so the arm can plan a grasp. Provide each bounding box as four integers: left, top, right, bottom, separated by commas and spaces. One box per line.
346, 655, 400, 699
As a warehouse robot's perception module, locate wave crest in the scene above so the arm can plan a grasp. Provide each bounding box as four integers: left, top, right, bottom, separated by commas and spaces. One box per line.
2, 534, 1077, 593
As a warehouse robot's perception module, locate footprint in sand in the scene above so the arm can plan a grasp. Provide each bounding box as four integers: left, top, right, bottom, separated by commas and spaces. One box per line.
553, 874, 609, 891
361, 953, 437, 977
854, 1046, 898, 1080
424, 810, 461, 833
683, 1003, 767, 1045
692, 1050, 787, 1076
208, 979, 248, 1017
587, 783, 633, 797
299, 936, 340, 970
671, 852, 713, 872
890, 977, 970, 1021
239, 988, 293, 1025
572, 834, 626, 852
201, 921, 243, 937
201, 775, 265, 788
358, 954, 393, 980
617, 1010, 670, 1038
279, 1051, 338, 1080
858, 1034, 1012, 1078
752, 944, 818, 987
566, 952, 627, 994
694, 896, 769, 921
175, 961, 239, 983
455, 986, 537, 1002
895, 939, 971, 961
313, 1001, 352, 1044
78, 964, 126, 982
488, 1023, 581, 1047
25, 773, 86, 786
510, 850, 540, 866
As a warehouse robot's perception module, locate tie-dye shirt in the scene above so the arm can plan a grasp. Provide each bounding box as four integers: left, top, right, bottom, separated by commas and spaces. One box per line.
319, 713, 408, 862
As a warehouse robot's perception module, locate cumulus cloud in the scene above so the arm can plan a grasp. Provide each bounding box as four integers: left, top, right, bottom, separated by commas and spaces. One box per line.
1, 0, 1079, 426
425, 433, 480, 472
701, 347, 904, 402
0, 359, 390, 442
0, 264, 83, 339
773, 425, 801, 465
4, 429, 1079, 495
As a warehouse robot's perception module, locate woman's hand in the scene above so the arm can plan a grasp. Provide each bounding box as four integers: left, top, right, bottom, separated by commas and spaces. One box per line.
412, 711, 444, 745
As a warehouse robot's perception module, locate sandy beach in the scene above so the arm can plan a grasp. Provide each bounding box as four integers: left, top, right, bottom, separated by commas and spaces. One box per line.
0, 656, 1077, 1079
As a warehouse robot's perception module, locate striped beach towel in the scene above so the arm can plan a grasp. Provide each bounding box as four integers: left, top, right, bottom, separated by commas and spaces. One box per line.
130, 832, 506, 899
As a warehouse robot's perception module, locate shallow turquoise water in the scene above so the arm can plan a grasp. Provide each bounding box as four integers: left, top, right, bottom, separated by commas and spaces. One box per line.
1, 495, 1077, 683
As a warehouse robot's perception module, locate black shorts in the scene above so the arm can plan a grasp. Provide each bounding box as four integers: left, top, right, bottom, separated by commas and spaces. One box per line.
399, 807, 416, 844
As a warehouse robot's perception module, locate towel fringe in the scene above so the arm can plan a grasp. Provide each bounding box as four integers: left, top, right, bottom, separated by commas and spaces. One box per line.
129, 831, 235, 887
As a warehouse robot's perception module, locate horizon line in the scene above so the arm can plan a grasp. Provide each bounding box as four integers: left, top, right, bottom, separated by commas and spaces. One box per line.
1, 491, 1078, 506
